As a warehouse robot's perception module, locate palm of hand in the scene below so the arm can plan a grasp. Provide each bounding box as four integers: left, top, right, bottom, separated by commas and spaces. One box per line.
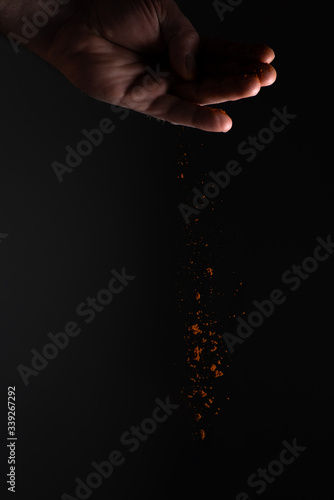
47, 0, 276, 132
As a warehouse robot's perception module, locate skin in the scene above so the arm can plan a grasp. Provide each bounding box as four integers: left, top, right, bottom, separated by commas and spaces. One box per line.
0, 0, 277, 132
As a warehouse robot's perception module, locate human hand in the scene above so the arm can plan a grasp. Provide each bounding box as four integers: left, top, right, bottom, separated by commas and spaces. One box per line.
35, 0, 277, 132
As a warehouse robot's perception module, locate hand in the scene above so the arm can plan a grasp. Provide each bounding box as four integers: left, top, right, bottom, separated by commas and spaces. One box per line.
42, 0, 277, 132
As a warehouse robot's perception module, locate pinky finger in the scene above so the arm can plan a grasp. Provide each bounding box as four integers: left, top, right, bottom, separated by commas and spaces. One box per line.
144, 94, 233, 132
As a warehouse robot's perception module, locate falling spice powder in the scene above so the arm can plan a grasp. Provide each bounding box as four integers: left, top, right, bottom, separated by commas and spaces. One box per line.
176, 128, 237, 440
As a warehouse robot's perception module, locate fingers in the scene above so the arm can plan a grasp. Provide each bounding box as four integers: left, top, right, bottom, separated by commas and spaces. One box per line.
197, 62, 277, 88
144, 94, 233, 132
199, 38, 275, 64
171, 73, 262, 105
159, 0, 200, 80
248, 63, 277, 87
116, 61, 274, 132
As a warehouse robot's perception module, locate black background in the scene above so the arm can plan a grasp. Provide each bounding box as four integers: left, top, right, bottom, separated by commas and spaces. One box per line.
0, 1, 333, 499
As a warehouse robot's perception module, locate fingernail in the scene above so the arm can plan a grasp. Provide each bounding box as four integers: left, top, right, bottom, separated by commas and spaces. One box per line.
185, 54, 197, 79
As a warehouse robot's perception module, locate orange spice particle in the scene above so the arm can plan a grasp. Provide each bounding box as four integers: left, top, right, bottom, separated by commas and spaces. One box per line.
189, 324, 202, 335
193, 346, 202, 361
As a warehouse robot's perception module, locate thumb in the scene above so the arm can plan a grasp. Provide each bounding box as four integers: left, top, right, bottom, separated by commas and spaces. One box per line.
159, 0, 200, 81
